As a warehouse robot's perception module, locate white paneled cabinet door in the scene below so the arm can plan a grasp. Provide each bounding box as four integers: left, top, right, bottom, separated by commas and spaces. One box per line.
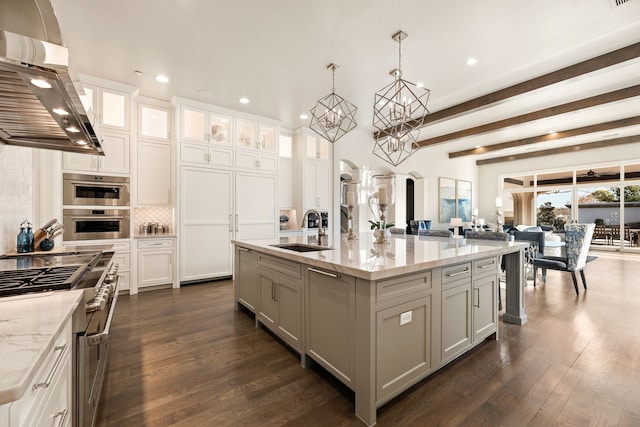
99, 132, 130, 174
138, 250, 173, 287
61, 132, 129, 174
181, 166, 233, 281
137, 141, 171, 205
235, 172, 277, 241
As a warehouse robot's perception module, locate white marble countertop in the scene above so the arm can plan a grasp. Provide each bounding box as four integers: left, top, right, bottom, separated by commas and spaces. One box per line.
233, 232, 528, 281
0, 290, 83, 405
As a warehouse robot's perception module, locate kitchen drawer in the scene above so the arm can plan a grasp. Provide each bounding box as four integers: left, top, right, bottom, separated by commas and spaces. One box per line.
9, 319, 71, 427
441, 262, 471, 288
375, 271, 432, 305
257, 253, 301, 279
473, 256, 498, 275
33, 356, 71, 427
108, 241, 131, 251
117, 270, 130, 293
137, 238, 174, 249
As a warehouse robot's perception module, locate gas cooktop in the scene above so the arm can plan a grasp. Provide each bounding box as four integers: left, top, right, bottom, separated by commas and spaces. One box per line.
0, 252, 101, 297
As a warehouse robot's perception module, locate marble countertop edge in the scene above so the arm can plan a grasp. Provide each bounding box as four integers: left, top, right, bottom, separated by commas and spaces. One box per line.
0, 290, 84, 406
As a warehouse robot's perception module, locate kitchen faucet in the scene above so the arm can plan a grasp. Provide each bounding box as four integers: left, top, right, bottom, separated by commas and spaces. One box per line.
301, 209, 327, 246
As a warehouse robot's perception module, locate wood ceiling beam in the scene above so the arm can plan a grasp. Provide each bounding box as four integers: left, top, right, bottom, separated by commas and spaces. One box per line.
373, 41, 640, 140
416, 84, 640, 148
449, 115, 640, 158
475, 134, 640, 165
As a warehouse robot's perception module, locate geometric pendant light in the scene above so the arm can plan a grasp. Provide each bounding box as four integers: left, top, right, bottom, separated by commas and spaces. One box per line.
309, 63, 358, 143
372, 31, 430, 166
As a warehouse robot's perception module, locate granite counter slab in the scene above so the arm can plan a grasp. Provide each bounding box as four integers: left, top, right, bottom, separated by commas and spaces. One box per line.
232, 232, 528, 281
0, 290, 83, 405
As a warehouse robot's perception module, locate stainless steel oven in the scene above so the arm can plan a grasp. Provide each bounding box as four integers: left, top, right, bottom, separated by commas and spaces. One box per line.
0, 250, 119, 427
63, 208, 131, 241
63, 173, 130, 207
75, 258, 119, 427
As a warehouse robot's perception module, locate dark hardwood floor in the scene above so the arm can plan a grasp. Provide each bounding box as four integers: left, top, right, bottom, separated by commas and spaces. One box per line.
96, 250, 640, 426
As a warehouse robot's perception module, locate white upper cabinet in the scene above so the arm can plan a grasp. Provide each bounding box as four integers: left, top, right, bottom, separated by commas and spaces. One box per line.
180, 106, 233, 145
80, 84, 130, 132
305, 133, 329, 160
181, 106, 208, 142
209, 113, 233, 145
236, 118, 258, 150
62, 132, 130, 175
258, 123, 278, 153
138, 103, 170, 141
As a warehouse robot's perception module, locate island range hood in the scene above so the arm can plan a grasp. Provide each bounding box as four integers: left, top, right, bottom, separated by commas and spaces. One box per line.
0, 0, 103, 155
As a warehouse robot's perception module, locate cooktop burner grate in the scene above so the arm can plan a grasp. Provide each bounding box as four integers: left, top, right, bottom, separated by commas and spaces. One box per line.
0, 264, 88, 297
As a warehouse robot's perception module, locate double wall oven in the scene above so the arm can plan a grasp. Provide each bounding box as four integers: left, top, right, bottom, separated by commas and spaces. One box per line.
0, 250, 119, 427
63, 173, 130, 242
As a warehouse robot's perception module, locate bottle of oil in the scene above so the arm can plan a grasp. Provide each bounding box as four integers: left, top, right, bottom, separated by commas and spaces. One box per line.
26, 222, 34, 252
17, 222, 28, 253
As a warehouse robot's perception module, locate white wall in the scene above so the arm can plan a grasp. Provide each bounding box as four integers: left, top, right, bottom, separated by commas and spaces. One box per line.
0, 145, 34, 254
333, 127, 477, 231
477, 141, 640, 224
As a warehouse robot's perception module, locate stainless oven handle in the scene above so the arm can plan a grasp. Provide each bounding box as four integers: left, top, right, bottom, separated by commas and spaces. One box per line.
87, 279, 119, 347
33, 344, 68, 390
71, 216, 125, 220
72, 181, 125, 187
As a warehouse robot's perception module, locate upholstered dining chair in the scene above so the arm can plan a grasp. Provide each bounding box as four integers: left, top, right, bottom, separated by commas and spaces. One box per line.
464, 231, 509, 311
418, 229, 453, 237
532, 223, 597, 295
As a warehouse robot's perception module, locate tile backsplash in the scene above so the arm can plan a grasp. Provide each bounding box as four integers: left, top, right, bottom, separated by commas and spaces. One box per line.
133, 206, 175, 235
0, 145, 33, 254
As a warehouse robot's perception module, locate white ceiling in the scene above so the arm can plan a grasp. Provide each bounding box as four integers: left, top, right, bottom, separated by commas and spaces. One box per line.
50, 0, 640, 163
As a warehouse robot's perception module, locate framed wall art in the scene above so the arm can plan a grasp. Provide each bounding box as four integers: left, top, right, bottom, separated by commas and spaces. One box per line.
439, 177, 472, 223
438, 177, 456, 223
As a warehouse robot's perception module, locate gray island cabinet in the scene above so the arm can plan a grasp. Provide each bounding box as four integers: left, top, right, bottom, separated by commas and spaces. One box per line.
233, 233, 527, 426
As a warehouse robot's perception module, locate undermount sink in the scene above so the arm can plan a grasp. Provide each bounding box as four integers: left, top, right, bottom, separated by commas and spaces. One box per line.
270, 243, 333, 252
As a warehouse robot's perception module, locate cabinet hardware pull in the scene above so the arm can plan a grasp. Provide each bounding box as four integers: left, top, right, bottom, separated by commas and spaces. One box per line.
474, 288, 480, 307
237, 247, 249, 252
229, 215, 233, 232
479, 263, 495, 269
235, 214, 239, 232
446, 268, 469, 277
33, 344, 67, 390
148, 242, 163, 246
308, 267, 340, 278
271, 281, 276, 300
54, 409, 69, 427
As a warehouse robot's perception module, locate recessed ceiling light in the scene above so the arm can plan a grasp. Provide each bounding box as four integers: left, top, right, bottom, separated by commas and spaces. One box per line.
299, 114, 309, 120
466, 57, 477, 66
475, 145, 482, 149
66, 126, 80, 133
416, 82, 424, 88
31, 78, 51, 88
155, 75, 169, 83
547, 130, 557, 135
239, 97, 250, 104
134, 70, 143, 77
52, 108, 69, 116
74, 140, 87, 145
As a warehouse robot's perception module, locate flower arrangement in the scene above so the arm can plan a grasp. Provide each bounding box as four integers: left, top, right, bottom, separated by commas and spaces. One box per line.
279, 214, 289, 223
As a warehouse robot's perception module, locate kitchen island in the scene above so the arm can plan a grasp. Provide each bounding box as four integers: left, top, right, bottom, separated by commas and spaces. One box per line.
232, 232, 527, 426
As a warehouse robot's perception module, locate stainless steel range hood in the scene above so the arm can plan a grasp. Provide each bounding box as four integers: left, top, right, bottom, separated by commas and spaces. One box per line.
0, 0, 103, 155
